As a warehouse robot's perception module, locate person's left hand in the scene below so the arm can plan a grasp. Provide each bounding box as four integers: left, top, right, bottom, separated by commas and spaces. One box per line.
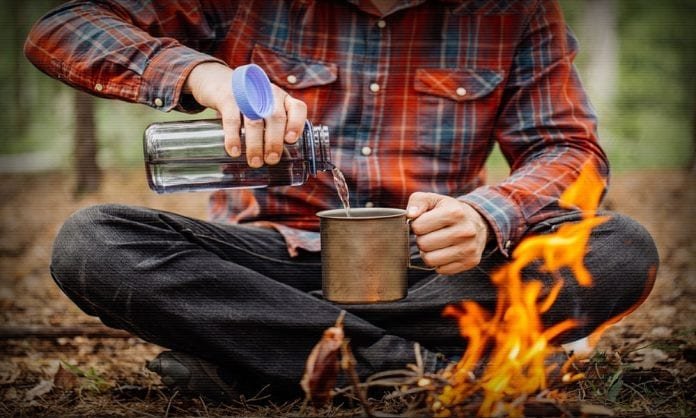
406, 192, 491, 275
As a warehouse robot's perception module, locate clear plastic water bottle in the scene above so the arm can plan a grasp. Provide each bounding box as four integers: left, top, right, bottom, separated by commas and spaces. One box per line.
143, 64, 332, 194
144, 119, 330, 193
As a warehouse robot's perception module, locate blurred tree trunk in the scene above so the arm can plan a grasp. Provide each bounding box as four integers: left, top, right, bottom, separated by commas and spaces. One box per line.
10, 3, 27, 138
579, 0, 618, 117
73, 91, 101, 197
692, 101, 696, 172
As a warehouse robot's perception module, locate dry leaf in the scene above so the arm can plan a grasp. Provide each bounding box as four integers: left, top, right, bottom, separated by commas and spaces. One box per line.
24, 379, 54, 401
300, 311, 345, 406
0, 365, 20, 385
579, 403, 615, 416
53, 364, 79, 390
4, 387, 18, 401
633, 348, 669, 370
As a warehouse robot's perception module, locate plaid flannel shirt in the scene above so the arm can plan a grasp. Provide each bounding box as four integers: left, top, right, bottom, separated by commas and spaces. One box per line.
25, 0, 609, 257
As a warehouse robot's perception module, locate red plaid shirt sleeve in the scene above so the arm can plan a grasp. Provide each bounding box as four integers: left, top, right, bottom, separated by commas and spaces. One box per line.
459, 1, 609, 254
24, 0, 235, 113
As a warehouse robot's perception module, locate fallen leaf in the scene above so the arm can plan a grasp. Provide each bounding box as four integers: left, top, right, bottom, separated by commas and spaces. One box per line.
4, 387, 18, 401
53, 364, 79, 390
633, 348, 669, 369
649, 326, 672, 338
24, 379, 54, 401
579, 403, 614, 416
0, 365, 20, 385
648, 306, 676, 325
300, 311, 345, 406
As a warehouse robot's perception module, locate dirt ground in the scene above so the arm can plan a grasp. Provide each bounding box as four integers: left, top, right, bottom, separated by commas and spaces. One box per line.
0, 168, 694, 416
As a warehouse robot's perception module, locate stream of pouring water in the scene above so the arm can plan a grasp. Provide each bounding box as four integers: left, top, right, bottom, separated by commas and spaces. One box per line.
330, 165, 351, 217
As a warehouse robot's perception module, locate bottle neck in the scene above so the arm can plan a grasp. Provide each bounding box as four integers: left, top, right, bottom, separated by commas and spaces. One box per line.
302, 121, 331, 175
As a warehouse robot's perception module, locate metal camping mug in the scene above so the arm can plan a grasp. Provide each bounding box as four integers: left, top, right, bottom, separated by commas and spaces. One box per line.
317, 208, 433, 304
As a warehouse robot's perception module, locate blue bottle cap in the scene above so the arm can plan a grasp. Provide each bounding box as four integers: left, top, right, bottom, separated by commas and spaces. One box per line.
231, 64, 274, 120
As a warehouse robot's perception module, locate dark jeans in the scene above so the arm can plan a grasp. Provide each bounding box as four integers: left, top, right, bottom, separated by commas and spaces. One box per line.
50, 204, 658, 393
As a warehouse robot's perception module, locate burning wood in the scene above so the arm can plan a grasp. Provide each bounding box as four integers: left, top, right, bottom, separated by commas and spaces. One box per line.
432, 162, 611, 417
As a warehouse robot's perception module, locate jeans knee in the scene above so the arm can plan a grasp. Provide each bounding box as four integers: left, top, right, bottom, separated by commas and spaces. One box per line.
50, 204, 123, 290
591, 213, 659, 315
546, 212, 659, 342
607, 213, 659, 279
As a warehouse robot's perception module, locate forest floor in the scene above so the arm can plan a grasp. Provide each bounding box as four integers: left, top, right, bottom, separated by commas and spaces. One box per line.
0, 168, 694, 416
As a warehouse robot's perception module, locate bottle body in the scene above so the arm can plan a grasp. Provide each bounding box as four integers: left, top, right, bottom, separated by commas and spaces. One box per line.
144, 119, 330, 193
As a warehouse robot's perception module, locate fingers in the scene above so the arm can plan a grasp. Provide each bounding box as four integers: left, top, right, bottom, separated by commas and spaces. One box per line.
263, 87, 288, 165
243, 116, 265, 168
406, 192, 442, 219
187, 63, 304, 167
415, 223, 476, 253
419, 243, 482, 274
262, 86, 307, 165
284, 94, 307, 144
244, 85, 299, 168
408, 193, 469, 236
415, 223, 480, 273
407, 194, 489, 274
221, 103, 242, 157
250, 86, 308, 166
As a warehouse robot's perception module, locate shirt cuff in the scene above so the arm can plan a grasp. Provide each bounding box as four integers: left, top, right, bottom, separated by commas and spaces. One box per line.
459, 186, 526, 257
138, 45, 226, 113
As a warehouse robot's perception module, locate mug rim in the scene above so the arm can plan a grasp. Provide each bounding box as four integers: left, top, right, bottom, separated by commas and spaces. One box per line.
316, 207, 406, 220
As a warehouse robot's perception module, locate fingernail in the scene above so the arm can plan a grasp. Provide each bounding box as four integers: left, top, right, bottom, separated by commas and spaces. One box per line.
285, 131, 297, 142
266, 152, 279, 164
250, 156, 262, 167
407, 206, 419, 217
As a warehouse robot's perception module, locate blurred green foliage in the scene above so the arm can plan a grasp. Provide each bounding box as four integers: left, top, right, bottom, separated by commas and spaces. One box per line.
563, 0, 696, 169
0, 0, 693, 170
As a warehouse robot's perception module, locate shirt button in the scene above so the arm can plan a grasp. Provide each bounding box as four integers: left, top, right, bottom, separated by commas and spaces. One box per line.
286, 74, 298, 85
94, 83, 103, 92
154, 98, 164, 107
377, 20, 386, 29
365, 201, 375, 208
361, 146, 372, 156
369, 83, 380, 93
456, 87, 467, 97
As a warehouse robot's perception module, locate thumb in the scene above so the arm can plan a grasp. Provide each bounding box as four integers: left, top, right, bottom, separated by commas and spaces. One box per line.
406, 192, 443, 219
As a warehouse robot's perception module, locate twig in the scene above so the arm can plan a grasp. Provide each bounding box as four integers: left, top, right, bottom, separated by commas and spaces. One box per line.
164, 390, 178, 418
244, 384, 272, 403
622, 381, 651, 409
298, 397, 309, 416
366, 369, 419, 382
382, 386, 431, 399
414, 342, 423, 373
0, 324, 133, 339
335, 310, 346, 328
341, 341, 374, 418
197, 396, 209, 416
112, 399, 158, 417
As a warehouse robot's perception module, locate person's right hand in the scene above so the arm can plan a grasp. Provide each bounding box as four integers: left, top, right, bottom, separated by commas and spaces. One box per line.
184, 62, 307, 168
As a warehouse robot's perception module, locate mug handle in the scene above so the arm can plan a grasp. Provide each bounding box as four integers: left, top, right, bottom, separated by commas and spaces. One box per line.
406, 219, 436, 271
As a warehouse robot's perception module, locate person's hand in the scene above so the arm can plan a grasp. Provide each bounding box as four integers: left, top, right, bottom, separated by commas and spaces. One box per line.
406, 192, 491, 275
184, 62, 307, 167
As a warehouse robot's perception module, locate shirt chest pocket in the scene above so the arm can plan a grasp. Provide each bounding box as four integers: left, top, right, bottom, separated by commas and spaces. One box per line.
251, 43, 338, 119
414, 68, 504, 157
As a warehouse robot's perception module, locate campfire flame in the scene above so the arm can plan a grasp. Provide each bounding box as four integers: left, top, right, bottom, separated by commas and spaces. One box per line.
433, 162, 609, 417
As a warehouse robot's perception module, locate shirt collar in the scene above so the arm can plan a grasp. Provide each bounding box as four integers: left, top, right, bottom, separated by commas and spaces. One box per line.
344, 0, 467, 17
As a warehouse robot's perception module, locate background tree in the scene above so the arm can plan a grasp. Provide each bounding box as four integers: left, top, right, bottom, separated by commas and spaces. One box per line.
73, 91, 100, 197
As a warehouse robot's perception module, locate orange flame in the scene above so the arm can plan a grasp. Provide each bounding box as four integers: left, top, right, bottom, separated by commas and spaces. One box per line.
433, 162, 608, 417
